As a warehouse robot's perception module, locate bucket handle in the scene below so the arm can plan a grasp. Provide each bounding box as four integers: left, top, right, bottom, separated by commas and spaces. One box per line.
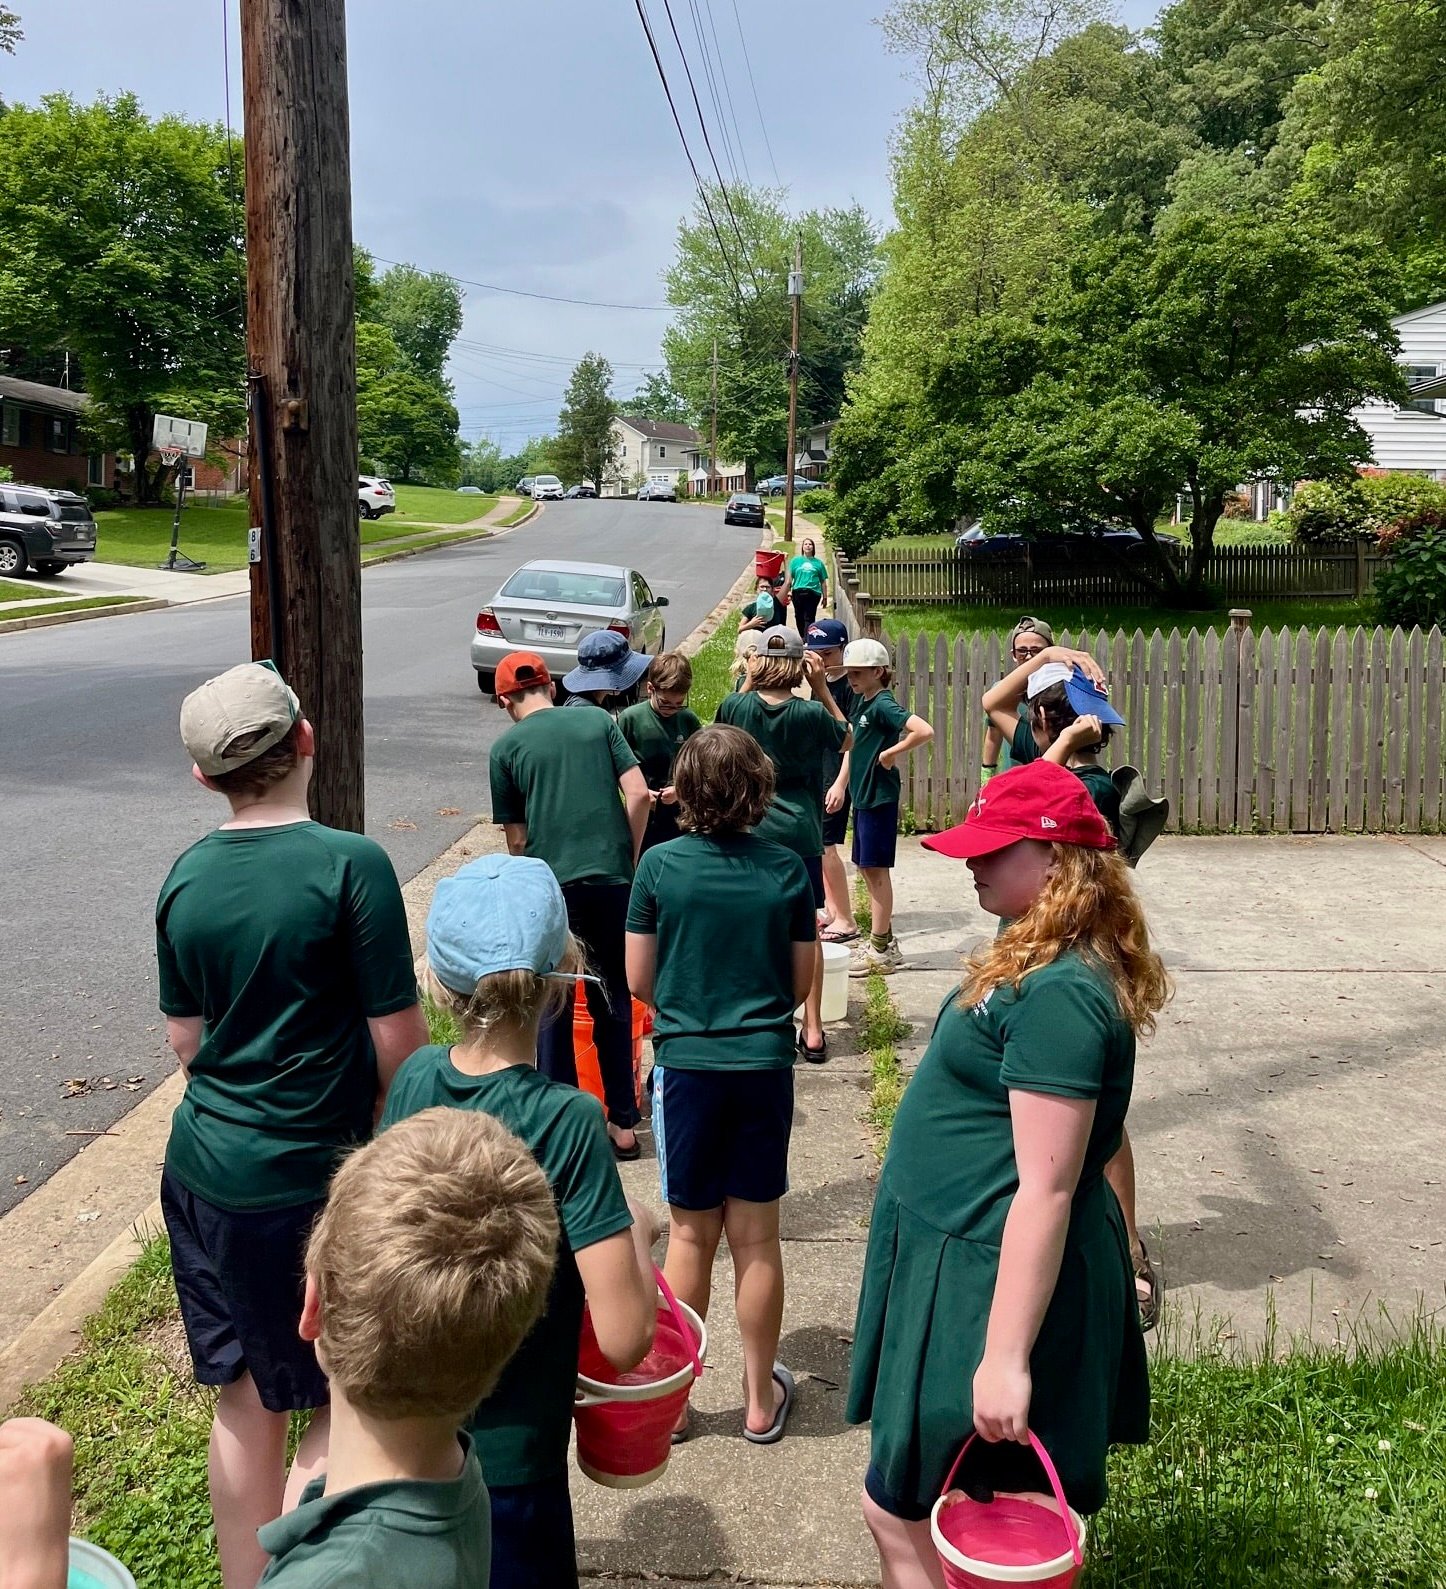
652, 1264, 704, 1381
938, 1432, 1082, 1568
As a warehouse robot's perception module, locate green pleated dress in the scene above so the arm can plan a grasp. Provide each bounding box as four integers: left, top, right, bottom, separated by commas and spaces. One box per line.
846, 953, 1149, 1518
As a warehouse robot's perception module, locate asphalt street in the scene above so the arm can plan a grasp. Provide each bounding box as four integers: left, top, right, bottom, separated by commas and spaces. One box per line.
0, 498, 758, 1210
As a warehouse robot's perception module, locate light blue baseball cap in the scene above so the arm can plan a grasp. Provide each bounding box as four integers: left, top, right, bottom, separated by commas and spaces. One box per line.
426, 854, 570, 995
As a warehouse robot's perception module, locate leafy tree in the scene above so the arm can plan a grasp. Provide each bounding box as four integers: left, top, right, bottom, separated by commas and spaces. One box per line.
552, 353, 618, 488
459, 435, 508, 492
373, 263, 464, 383
356, 322, 459, 482
0, 93, 245, 504
627, 369, 692, 425
0, 8, 20, 54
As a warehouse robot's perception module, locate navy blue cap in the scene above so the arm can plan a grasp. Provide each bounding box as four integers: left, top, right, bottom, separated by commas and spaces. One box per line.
805, 618, 849, 651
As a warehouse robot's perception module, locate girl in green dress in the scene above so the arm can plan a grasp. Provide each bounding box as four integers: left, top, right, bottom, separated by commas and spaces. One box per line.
847, 760, 1170, 1588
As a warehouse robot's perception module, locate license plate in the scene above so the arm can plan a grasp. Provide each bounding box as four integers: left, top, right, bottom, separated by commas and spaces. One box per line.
533, 624, 566, 640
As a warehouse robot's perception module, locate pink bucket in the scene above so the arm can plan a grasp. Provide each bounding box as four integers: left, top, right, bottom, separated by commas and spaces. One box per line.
930, 1433, 1086, 1589
574, 1267, 706, 1489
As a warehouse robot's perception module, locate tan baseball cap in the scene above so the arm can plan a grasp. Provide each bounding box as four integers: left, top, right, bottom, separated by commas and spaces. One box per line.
180, 661, 302, 776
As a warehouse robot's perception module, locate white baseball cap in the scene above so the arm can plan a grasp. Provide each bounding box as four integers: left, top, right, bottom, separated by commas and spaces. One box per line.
843, 638, 890, 668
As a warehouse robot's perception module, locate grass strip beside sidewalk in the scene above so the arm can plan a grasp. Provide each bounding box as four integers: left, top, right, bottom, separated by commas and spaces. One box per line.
0, 594, 145, 621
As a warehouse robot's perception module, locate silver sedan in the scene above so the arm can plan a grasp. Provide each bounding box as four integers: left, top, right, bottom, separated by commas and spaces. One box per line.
470, 558, 670, 691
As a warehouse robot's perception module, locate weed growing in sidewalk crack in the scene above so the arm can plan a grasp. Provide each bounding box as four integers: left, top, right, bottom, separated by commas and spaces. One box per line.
862, 973, 909, 1152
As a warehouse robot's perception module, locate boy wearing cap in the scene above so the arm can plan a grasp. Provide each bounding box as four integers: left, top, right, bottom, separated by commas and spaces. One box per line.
805, 618, 859, 941
982, 616, 1054, 783
258, 1106, 560, 1587
842, 638, 935, 977
717, 625, 850, 1061
382, 856, 659, 1588
561, 629, 653, 711
156, 662, 428, 1589
489, 652, 653, 1158
617, 652, 703, 853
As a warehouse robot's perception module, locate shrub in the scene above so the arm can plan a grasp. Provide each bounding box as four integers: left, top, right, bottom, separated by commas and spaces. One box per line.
1286, 473, 1446, 543
86, 487, 122, 511
1220, 489, 1254, 520
798, 488, 833, 515
1373, 510, 1446, 630
0, 464, 11, 483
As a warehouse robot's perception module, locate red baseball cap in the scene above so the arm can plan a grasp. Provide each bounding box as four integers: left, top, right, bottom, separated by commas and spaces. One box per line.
921, 761, 1115, 858
494, 652, 552, 696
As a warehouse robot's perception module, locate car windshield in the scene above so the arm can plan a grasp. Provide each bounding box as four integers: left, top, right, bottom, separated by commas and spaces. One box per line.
734, 494, 761, 505
534, 475, 561, 486
499, 568, 627, 606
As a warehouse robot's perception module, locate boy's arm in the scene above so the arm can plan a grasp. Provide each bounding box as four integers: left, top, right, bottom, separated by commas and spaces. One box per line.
982, 721, 1004, 779
502, 823, 528, 855
791, 940, 816, 1008
369, 1005, 430, 1106
166, 1016, 203, 1077
981, 644, 1104, 737
825, 749, 850, 813
620, 766, 651, 865
624, 931, 657, 1007
0, 1417, 73, 1589
573, 1225, 657, 1372
1042, 714, 1104, 767
879, 712, 934, 768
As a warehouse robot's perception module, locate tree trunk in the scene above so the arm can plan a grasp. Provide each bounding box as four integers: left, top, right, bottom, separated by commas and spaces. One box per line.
128, 405, 156, 505
1184, 485, 1226, 604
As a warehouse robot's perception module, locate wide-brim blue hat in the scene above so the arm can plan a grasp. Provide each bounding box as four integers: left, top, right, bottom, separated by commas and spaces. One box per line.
562, 629, 653, 694
426, 854, 569, 994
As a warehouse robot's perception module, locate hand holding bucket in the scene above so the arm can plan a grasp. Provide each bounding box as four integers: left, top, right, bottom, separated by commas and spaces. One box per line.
930, 1432, 1086, 1589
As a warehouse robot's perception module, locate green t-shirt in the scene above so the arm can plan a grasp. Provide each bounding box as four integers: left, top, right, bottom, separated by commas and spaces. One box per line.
616, 702, 702, 790
379, 1056, 632, 1485
627, 833, 816, 1069
715, 691, 849, 858
848, 688, 912, 810
824, 675, 858, 789
257, 1434, 489, 1587
155, 822, 418, 1210
489, 706, 639, 886
788, 554, 828, 594
1008, 721, 1122, 838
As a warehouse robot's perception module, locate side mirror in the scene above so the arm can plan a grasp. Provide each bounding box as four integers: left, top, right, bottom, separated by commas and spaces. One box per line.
653, 595, 670, 608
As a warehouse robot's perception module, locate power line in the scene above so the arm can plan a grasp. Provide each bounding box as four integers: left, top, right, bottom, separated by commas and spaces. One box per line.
729, 0, 780, 187
631, 0, 746, 306
700, 0, 753, 188
685, 0, 743, 188
367, 253, 672, 313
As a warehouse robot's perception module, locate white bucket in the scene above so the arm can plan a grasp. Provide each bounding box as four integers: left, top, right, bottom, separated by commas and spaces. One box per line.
69, 1538, 137, 1589
821, 940, 851, 1022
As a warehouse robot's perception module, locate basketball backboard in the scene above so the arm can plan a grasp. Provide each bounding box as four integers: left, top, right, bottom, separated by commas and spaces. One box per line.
151, 413, 209, 458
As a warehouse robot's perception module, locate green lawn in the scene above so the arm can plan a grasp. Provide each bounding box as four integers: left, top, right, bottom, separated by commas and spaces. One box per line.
0, 594, 144, 620
496, 500, 538, 529
0, 576, 45, 601
359, 528, 491, 564
882, 597, 1374, 642
388, 486, 498, 526
93, 504, 250, 573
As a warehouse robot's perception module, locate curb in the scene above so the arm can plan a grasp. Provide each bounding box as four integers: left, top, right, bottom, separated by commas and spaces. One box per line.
361, 529, 493, 568
0, 597, 169, 635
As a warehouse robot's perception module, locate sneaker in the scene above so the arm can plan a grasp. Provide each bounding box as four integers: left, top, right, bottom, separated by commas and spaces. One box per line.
849, 939, 904, 978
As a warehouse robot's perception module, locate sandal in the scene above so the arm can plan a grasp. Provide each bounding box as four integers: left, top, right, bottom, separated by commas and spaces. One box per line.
820, 924, 859, 943
742, 1364, 795, 1445
1134, 1236, 1161, 1333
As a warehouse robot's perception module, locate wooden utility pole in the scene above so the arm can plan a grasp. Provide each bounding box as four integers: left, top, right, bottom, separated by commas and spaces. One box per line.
709, 338, 718, 495
241, 0, 364, 832
783, 235, 804, 544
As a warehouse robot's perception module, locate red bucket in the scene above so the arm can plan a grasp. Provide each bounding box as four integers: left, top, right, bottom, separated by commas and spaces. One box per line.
754, 549, 785, 581
930, 1433, 1086, 1589
574, 1267, 706, 1489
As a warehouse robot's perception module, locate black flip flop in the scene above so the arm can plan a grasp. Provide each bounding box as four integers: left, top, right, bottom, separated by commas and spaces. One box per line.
1134, 1236, 1162, 1333
796, 1030, 828, 1064
742, 1364, 795, 1445
610, 1132, 642, 1162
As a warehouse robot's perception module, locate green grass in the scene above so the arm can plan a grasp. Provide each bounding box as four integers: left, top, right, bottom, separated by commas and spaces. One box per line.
92, 504, 250, 573
388, 486, 498, 526
861, 972, 909, 1150
0, 576, 43, 600
0, 594, 145, 620
359, 528, 490, 564
881, 597, 1374, 642
685, 605, 744, 721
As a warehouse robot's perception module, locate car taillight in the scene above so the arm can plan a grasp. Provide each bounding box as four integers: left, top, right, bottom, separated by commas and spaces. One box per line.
476, 608, 503, 635
607, 622, 631, 641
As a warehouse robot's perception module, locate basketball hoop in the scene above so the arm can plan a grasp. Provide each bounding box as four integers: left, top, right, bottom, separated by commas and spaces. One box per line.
159, 446, 185, 468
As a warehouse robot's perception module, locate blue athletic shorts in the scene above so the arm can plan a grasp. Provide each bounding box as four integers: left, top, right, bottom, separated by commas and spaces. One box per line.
822, 795, 851, 848
161, 1170, 329, 1413
851, 803, 899, 870
652, 1067, 795, 1209
802, 852, 825, 909
489, 1473, 578, 1589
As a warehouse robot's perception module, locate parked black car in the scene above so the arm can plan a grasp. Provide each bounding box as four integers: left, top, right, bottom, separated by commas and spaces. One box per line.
723, 491, 765, 528
0, 485, 97, 577
564, 483, 598, 499
954, 521, 1182, 558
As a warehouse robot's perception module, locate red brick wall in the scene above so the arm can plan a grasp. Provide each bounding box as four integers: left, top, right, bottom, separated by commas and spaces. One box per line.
0, 439, 109, 492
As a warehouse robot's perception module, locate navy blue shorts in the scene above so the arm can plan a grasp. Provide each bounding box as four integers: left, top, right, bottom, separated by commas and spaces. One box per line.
489, 1474, 577, 1589
865, 1461, 932, 1523
161, 1170, 328, 1413
802, 852, 825, 909
653, 1067, 795, 1209
822, 796, 851, 848
851, 803, 899, 870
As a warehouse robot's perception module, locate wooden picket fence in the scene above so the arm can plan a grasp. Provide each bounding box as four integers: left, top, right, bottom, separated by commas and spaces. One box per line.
851, 541, 1386, 607
887, 618, 1446, 834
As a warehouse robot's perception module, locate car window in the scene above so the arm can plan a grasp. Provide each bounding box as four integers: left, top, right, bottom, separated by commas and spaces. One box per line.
632, 573, 654, 609
500, 569, 627, 606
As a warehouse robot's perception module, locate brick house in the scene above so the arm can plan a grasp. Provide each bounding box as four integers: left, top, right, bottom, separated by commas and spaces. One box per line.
0, 375, 113, 492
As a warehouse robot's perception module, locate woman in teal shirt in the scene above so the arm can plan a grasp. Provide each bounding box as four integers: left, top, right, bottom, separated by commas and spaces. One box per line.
787, 537, 829, 635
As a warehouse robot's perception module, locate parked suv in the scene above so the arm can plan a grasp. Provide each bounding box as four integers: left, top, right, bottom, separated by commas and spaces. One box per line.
358, 476, 395, 520
0, 485, 97, 577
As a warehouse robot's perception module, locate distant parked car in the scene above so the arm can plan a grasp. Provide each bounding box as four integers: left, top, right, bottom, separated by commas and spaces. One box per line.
637, 478, 678, 502
723, 491, 765, 528
954, 521, 1182, 557
358, 476, 395, 520
516, 475, 537, 497
564, 482, 598, 499
471, 559, 671, 692
757, 475, 817, 497
0, 484, 97, 576
531, 474, 565, 501
456, 485, 485, 495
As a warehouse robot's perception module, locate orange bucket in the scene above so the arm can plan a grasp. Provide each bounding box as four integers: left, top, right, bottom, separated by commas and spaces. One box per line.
574, 1267, 706, 1488
574, 984, 650, 1113
754, 548, 785, 581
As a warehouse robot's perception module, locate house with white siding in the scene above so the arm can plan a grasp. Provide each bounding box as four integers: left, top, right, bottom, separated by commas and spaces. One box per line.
602, 416, 700, 496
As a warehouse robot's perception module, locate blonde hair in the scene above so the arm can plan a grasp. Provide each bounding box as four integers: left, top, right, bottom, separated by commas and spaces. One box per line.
419, 946, 582, 1040
961, 845, 1171, 1035
648, 651, 693, 694
751, 653, 806, 692
308, 1107, 558, 1419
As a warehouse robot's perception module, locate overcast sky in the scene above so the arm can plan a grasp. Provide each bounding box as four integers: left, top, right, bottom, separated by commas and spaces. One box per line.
13, 1, 1160, 450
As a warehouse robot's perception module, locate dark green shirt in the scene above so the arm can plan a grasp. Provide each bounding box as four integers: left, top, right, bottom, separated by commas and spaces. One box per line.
617, 701, 703, 849
824, 675, 858, 790
627, 833, 816, 1069
715, 691, 849, 858
489, 706, 639, 886
380, 1056, 632, 1485
1008, 721, 1122, 838
257, 1434, 489, 1587
155, 822, 418, 1210
848, 688, 912, 810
